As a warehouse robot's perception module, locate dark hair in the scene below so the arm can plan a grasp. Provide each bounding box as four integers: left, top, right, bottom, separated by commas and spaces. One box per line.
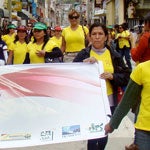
68, 9, 80, 18
0, 30, 2, 41
89, 22, 108, 36
122, 22, 128, 30
144, 12, 150, 24
14, 33, 29, 44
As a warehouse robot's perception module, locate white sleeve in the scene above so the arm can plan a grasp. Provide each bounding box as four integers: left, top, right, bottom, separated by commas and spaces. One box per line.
3, 45, 8, 63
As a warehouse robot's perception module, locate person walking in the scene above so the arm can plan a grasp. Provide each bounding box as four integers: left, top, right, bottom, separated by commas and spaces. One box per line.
2, 24, 16, 51
7, 25, 28, 65
105, 60, 150, 150
51, 26, 62, 48
0, 30, 8, 65
24, 22, 63, 64
131, 12, 150, 64
61, 9, 89, 62
116, 23, 132, 70
26, 23, 33, 43
73, 22, 131, 150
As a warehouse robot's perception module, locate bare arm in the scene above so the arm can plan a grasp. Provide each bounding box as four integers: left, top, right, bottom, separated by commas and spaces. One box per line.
7, 50, 13, 65
61, 36, 66, 53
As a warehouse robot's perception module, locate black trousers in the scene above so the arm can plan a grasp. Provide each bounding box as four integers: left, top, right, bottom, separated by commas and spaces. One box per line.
87, 106, 116, 150
88, 136, 108, 150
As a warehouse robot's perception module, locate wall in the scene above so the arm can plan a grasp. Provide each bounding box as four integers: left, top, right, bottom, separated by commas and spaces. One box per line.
106, 0, 115, 26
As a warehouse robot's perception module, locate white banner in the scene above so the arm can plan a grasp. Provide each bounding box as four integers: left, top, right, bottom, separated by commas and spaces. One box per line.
0, 62, 111, 148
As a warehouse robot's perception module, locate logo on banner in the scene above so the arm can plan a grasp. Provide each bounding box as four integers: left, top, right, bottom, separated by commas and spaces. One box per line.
62, 125, 80, 138
40, 130, 54, 141
0, 133, 31, 141
88, 123, 103, 133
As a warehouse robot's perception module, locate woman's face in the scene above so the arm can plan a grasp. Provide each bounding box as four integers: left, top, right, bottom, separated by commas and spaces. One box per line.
33, 29, 45, 40
9, 28, 15, 34
118, 26, 124, 32
90, 26, 107, 49
69, 13, 79, 26
17, 30, 27, 40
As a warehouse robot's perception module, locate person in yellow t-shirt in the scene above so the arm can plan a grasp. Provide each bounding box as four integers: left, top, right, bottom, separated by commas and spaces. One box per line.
24, 22, 63, 64
74, 22, 131, 150
61, 9, 89, 62
105, 60, 150, 150
7, 25, 28, 65
2, 24, 17, 51
116, 24, 132, 70
50, 26, 62, 48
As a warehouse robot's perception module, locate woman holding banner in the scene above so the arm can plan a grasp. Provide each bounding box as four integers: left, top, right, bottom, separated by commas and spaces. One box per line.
73, 22, 131, 150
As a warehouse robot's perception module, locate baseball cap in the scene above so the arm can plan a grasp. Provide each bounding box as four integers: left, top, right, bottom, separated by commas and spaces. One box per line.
54, 26, 62, 31
7, 24, 16, 29
33, 22, 47, 30
17, 25, 27, 31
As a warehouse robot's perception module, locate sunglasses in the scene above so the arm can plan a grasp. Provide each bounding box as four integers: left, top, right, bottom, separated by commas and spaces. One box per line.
33, 29, 43, 33
69, 16, 79, 19
18, 30, 26, 33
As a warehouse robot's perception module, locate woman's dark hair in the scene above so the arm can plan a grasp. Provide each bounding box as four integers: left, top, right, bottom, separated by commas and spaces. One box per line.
0, 30, 2, 41
89, 22, 108, 36
68, 9, 80, 18
144, 12, 150, 24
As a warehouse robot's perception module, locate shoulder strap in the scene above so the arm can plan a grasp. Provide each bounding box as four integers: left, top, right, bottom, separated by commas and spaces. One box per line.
148, 35, 150, 48
81, 25, 86, 38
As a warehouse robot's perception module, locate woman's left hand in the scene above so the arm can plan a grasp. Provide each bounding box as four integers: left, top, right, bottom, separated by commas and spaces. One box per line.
83, 57, 97, 64
100, 72, 113, 80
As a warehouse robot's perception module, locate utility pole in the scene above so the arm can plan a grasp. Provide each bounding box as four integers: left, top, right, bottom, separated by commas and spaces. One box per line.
8, 0, 12, 22
86, 0, 90, 25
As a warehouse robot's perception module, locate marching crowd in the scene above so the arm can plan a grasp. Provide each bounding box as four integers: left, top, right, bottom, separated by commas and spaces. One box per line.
0, 9, 150, 150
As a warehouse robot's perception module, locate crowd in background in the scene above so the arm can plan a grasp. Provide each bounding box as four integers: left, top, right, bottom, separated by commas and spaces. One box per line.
0, 10, 145, 67
0, 9, 150, 150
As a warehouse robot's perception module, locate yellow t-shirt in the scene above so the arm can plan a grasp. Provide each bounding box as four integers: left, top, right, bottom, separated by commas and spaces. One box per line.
90, 49, 114, 95
62, 25, 89, 52
2, 33, 16, 50
116, 30, 130, 49
27, 39, 58, 64
44, 39, 59, 52
9, 41, 27, 64
51, 36, 62, 48
130, 60, 150, 131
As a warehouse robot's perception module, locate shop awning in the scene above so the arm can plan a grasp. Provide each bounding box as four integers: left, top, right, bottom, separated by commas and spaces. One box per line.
12, 14, 21, 20
17, 11, 29, 20
0, 8, 9, 18
94, 9, 106, 16
22, 10, 33, 18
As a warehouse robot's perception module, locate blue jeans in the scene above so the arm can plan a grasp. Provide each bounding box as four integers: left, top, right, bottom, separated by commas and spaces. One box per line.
134, 129, 150, 150
118, 46, 132, 69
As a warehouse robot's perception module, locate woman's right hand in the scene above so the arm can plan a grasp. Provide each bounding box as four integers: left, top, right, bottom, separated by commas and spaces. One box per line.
36, 50, 45, 57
